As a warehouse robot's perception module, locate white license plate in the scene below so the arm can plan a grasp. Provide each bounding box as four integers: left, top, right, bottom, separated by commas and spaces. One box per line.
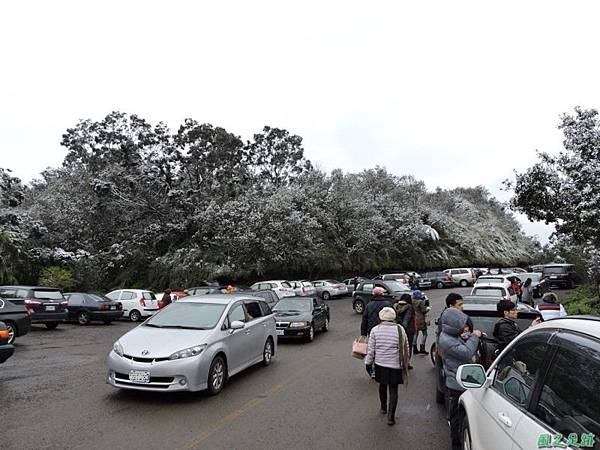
129, 370, 150, 383
276, 329, 284, 336
550, 276, 557, 279
110, 306, 116, 310
46, 306, 56, 311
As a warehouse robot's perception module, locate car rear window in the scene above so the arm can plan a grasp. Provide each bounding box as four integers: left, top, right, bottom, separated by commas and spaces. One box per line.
143, 292, 156, 300
33, 290, 64, 300
544, 266, 568, 274
88, 294, 112, 303
472, 287, 505, 297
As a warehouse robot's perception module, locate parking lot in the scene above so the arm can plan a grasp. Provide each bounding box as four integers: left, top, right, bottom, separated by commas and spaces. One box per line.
1, 287, 482, 450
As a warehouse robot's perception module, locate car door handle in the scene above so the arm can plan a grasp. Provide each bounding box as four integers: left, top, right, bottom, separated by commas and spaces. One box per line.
497, 413, 512, 427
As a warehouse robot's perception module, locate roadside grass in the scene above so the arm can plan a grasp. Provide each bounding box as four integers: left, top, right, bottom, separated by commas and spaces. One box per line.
563, 284, 600, 315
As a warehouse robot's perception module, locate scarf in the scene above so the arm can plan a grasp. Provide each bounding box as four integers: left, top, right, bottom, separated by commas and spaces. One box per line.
397, 324, 410, 385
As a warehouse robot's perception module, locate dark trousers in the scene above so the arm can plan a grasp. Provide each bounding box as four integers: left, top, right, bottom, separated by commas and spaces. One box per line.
379, 383, 399, 416
445, 387, 463, 445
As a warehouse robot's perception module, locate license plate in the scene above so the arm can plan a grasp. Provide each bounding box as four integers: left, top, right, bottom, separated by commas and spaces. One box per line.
550, 276, 557, 279
46, 305, 56, 311
110, 306, 116, 310
276, 329, 284, 336
129, 370, 150, 383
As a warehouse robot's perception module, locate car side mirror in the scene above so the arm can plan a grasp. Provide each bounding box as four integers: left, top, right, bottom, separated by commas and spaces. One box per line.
230, 320, 245, 330
456, 364, 489, 389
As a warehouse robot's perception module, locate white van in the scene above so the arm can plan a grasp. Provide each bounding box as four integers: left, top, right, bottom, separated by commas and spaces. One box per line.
443, 268, 476, 287
105, 289, 159, 322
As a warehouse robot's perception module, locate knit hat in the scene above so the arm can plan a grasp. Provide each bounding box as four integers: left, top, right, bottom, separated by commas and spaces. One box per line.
379, 307, 396, 322
413, 290, 423, 300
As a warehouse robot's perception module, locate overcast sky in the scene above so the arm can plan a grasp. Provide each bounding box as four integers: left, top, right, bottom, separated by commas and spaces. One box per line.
2, 1, 599, 243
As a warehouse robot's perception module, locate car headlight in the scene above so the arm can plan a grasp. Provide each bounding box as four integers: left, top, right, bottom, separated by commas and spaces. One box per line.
290, 321, 309, 328
169, 344, 207, 360
113, 341, 124, 356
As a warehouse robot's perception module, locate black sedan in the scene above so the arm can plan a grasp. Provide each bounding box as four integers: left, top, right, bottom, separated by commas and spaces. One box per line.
0, 321, 15, 364
0, 298, 31, 344
272, 296, 330, 342
64, 293, 123, 325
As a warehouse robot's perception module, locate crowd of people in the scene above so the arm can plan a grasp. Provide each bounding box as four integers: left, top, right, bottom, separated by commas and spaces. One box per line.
359, 287, 567, 448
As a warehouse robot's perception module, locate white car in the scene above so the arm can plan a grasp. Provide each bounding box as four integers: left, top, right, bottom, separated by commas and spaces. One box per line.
474, 275, 514, 289
105, 289, 159, 322
455, 317, 600, 450
289, 280, 317, 297
470, 284, 518, 303
444, 268, 476, 287
250, 281, 295, 300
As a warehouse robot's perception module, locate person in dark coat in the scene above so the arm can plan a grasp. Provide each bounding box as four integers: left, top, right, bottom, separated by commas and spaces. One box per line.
493, 300, 541, 354
361, 287, 392, 377
394, 293, 415, 368
160, 289, 173, 309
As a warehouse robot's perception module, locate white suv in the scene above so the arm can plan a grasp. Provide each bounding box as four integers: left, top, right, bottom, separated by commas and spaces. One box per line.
250, 281, 295, 300
105, 289, 159, 322
455, 317, 600, 450
444, 268, 476, 287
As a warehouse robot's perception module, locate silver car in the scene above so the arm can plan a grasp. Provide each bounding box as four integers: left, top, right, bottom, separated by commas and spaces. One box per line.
289, 280, 317, 297
106, 294, 277, 394
311, 280, 348, 300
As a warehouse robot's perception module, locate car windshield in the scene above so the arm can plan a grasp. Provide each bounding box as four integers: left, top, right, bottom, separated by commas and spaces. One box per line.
88, 294, 112, 303
468, 316, 534, 339
273, 298, 312, 312
385, 281, 410, 292
144, 302, 226, 329
472, 288, 505, 297
544, 267, 568, 274
33, 290, 64, 300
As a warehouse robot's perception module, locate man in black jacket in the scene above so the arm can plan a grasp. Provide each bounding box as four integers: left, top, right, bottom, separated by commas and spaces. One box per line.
493, 300, 541, 353
361, 287, 391, 377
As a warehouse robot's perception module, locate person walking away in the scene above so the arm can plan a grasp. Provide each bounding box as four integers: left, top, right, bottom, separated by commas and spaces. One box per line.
394, 294, 416, 368
361, 287, 392, 377
536, 292, 567, 321
438, 308, 482, 450
520, 278, 534, 306
494, 300, 542, 354
364, 307, 409, 426
160, 289, 172, 309
412, 290, 431, 355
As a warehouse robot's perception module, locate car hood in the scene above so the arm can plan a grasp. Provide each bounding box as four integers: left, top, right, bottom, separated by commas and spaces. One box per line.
274, 311, 312, 321
118, 326, 215, 358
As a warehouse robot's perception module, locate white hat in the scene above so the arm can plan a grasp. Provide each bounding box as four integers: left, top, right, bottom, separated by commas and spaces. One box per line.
379, 307, 396, 322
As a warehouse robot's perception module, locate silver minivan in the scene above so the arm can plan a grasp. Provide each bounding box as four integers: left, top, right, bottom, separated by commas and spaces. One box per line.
106, 294, 277, 394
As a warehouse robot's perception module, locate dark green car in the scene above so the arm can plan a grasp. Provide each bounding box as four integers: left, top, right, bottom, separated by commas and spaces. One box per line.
352, 280, 412, 314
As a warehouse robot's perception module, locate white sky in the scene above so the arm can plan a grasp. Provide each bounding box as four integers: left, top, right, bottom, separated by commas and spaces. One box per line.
2, 0, 599, 243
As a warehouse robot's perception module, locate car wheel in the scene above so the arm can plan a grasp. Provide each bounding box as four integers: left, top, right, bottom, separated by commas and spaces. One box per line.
430, 342, 436, 367
77, 311, 90, 325
322, 291, 331, 301
207, 356, 226, 395
129, 310, 142, 322
353, 300, 365, 314
306, 324, 315, 342
461, 414, 472, 450
45, 322, 59, 330
459, 280, 468, 287
4, 321, 16, 344
436, 281, 444, 289
261, 338, 274, 366
322, 317, 329, 332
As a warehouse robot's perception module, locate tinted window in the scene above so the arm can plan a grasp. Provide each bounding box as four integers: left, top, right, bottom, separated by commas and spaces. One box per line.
228, 304, 247, 323
245, 301, 263, 320
534, 334, 600, 442
259, 301, 272, 316
68, 294, 85, 306
88, 294, 111, 303
33, 290, 64, 300
273, 298, 312, 312
544, 267, 568, 274
16, 289, 29, 298
472, 287, 506, 297
145, 302, 226, 329
383, 281, 410, 292
0, 288, 17, 298
492, 332, 550, 407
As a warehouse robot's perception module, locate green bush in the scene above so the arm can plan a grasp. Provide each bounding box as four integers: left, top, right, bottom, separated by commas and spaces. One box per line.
562, 284, 600, 315
38, 266, 75, 292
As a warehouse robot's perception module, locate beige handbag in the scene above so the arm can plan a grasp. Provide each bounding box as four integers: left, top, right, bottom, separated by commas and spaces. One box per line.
352, 336, 368, 359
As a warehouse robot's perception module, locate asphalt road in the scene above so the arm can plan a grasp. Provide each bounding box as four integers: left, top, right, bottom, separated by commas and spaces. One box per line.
1, 287, 477, 449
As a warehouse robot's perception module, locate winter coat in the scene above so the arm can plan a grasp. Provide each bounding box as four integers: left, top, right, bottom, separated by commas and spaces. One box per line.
521, 285, 534, 305
536, 302, 567, 321
394, 301, 415, 337
364, 321, 408, 369
493, 318, 521, 353
360, 297, 392, 336
413, 298, 429, 331
438, 308, 480, 391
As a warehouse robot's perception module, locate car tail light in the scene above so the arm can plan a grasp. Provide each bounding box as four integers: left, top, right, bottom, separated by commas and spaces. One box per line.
139, 298, 146, 307
24, 299, 42, 307
0, 329, 8, 339
100, 304, 109, 311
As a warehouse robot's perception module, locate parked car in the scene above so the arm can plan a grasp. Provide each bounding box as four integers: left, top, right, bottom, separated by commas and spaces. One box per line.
376, 273, 409, 283
0, 298, 30, 344
405, 272, 432, 289
469, 285, 518, 303
248, 290, 280, 309
542, 263, 579, 289
0, 321, 14, 364
455, 316, 600, 450
105, 289, 159, 322
512, 272, 549, 299
352, 280, 412, 314
250, 280, 295, 300
63, 293, 123, 325
0, 285, 68, 329
185, 282, 220, 296
443, 268, 476, 287
107, 294, 276, 394
311, 280, 348, 300
487, 267, 526, 275
423, 271, 455, 289
342, 277, 367, 296
272, 296, 329, 342
289, 280, 317, 297
433, 300, 538, 405
473, 275, 513, 288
